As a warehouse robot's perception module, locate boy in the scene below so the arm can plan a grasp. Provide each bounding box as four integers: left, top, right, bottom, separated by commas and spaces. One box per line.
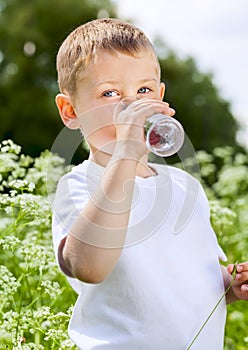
53, 18, 248, 349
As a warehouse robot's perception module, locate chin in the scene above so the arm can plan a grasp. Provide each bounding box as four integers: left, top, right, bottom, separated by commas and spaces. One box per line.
101, 143, 116, 155
89, 138, 116, 156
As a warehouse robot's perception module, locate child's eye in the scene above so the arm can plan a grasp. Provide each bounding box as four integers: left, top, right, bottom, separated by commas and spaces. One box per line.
138, 87, 151, 94
102, 90, 118, 97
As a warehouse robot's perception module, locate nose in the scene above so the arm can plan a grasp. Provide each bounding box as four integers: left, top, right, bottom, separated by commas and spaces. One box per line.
120, 96, 139, 110
113, 95, 139, 121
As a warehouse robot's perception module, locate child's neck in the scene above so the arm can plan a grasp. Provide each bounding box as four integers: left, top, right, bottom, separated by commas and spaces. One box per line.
88, 151, 157, 178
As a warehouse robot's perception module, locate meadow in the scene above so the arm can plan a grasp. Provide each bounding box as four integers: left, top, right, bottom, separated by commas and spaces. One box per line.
0, 139, 247, 349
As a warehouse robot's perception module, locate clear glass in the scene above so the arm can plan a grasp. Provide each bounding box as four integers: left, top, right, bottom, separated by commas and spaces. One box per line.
145, 114, 184, 157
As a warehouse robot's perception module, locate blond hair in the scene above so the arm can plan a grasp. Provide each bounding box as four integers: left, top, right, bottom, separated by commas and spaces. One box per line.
56, 18, 159, 97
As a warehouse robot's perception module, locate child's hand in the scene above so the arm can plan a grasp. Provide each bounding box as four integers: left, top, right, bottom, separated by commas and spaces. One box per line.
113, 98, 175, 159
227, 262, 248, 301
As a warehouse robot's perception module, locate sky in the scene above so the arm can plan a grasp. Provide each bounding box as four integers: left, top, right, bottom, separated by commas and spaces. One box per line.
115, 0, 248, 148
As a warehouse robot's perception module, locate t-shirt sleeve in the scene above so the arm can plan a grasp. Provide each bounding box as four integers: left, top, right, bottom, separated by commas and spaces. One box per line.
217, 244, 227, 262
195, 179, 227, 262
52, 168, 91, 279
196, 177, 227, 262
202, 189, 227, 262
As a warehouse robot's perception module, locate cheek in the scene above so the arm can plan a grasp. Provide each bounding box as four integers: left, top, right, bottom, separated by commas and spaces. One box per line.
78, 105, 114, 137
77, 103, 118, 153
87, 124, 116, 154
89, 124, 116, 139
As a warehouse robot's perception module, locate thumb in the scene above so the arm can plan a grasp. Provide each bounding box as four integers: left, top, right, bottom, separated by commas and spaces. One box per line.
227, 264, 235, 275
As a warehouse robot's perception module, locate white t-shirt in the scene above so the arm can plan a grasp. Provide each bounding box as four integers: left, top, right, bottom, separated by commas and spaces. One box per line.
52, 160, 227, 350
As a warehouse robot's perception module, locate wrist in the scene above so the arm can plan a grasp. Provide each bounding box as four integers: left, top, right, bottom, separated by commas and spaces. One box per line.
112, 138, 147, 162
226, 285, 239, 304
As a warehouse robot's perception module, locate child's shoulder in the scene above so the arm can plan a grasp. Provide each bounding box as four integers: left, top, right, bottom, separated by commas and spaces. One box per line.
152, 162, 204, 200
151, 162, 198, 182
56, 160, 104, 194
57, 162, 85, 185
59, 160, 102, 180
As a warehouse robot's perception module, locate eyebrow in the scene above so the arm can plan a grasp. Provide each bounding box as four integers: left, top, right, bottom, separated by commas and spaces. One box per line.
139, 78, 158, 84
95, 78, 158, 87
95, 80, 119, 87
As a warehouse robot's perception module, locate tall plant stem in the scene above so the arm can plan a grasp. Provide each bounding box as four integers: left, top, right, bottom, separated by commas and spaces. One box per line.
187, 263, 238, 350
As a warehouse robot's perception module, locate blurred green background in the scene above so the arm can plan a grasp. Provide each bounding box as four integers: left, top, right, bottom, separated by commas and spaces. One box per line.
0, 0, 244, 164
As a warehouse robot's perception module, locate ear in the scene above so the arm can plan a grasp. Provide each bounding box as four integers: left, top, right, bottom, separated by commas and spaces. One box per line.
159, 82, 165, 100
55, 94, 80, 130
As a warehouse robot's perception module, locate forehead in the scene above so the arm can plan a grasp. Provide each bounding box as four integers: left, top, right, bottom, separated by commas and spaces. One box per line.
78, 49, 160, 86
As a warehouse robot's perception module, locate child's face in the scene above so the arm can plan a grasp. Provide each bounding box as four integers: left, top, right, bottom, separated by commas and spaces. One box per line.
73, 50, 165, 154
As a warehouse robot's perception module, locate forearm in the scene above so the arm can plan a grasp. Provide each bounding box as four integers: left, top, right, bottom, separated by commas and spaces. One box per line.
62, 151, 139, 282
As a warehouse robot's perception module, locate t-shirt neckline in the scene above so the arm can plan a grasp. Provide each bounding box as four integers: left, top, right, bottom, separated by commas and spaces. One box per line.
83, 159, 160, 181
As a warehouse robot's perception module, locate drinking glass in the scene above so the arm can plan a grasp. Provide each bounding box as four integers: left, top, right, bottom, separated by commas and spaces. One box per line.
145, 114, 184, 157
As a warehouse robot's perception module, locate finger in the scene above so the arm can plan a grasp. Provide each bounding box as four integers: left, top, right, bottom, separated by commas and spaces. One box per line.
113, 97, 137, 120
114, 99, 176, 126
227, 264, 235, 274
236, 270, 248, 281
123, 98, 172, 113
131, 100, 176, 117
237, 262, 248, 272
241, 283, 248, 293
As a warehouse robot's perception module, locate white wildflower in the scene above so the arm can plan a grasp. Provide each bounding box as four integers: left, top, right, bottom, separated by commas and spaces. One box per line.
33, 306, 51, 320
1, 139, 22, 155
0, 235, 20, 250
27, 182, 35, 192
10, 189, 17, 197
8, 179, 28, 190
4, 206, 13, 215
0, 265, 20, 296
40, 280, 62, 299
0, 153, 18, 172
